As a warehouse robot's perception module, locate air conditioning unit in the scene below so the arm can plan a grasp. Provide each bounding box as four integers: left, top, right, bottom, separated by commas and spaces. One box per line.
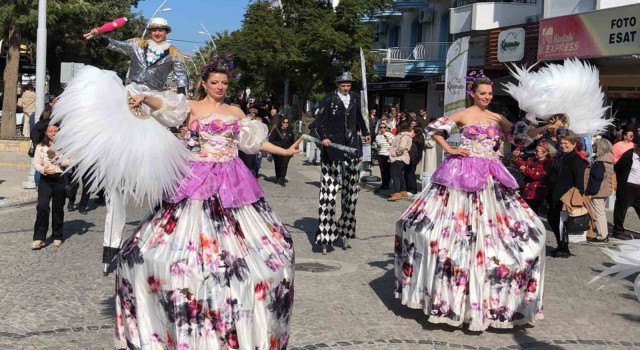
419, 6, 434, 23
375, 22, 387, 34
525, 14, 540, 23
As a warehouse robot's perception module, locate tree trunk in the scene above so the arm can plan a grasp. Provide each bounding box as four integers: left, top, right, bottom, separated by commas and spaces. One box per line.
1, 23, 21, 137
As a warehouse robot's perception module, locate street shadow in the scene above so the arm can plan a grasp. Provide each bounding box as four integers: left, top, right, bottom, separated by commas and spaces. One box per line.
511, 333, 565, 349
368, 256, 545, 337
614, 313, 640, 323
100, 294, 116, 319
304, 181, 321, 188
291, 216, 337, 254
61, 219, 97, 242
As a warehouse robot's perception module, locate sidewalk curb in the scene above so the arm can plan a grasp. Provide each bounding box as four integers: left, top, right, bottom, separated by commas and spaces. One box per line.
0, 198, 37, 212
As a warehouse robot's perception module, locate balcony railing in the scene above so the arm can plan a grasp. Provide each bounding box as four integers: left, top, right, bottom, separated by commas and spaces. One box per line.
453, 0, 536, 6
372, 42, 451, 64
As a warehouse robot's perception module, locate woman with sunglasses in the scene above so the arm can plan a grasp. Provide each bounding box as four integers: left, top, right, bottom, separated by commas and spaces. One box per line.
374, 122, 394, 192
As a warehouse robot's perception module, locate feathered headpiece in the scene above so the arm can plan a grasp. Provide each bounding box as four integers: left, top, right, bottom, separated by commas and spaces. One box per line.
503, 58, 610, 136
200, 52, 241, 80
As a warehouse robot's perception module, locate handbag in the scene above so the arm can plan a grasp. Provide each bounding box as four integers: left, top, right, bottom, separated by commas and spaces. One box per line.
560, 187, 591, 234
27, 141, 35, 158
565, 213, 590, 234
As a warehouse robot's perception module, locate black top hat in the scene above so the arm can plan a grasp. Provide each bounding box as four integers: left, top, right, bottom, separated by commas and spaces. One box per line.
335, 72, 355, 84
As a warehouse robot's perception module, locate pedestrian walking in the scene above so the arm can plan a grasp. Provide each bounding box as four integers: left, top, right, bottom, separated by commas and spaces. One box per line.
269, 117, 296, 186
32, 124, 70, 249
313, 72, 371, 254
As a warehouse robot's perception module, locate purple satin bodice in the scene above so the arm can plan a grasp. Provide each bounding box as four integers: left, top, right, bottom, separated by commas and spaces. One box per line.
167, 115, 264, 207
431, 123, 518, 191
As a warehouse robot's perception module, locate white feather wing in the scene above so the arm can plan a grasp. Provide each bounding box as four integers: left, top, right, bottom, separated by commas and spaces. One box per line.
51, 66, 191, 207
503, 59, 610, 136
590, 240, 640, 302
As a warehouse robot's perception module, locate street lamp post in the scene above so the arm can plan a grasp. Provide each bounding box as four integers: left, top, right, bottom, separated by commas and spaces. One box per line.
192, 46, 207, 65
141, 0, 172, 38
198, 23, 217, 51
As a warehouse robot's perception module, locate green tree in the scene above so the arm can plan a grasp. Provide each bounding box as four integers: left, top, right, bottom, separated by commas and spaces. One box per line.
227, 0, 390, 111
0, 0, 145, 137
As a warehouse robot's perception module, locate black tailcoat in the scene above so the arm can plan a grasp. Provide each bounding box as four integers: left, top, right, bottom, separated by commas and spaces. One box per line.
312, 90, 370, 162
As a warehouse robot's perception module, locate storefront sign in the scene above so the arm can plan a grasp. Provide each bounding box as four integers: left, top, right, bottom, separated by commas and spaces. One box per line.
498, 28, 525, 62
386, 63, 406, 78
444, 36, 469, 115
468, 39, 486, 67
538, 4, 640, 60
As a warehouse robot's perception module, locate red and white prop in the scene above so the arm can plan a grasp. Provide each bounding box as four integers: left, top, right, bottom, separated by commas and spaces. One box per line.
83, 17, 128, 40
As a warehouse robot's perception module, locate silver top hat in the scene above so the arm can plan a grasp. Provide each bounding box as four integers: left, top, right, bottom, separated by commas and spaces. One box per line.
335, 72, 355, 84
148, 17, 172, 33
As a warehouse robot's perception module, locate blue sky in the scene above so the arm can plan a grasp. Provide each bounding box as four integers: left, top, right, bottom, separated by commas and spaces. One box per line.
131, 0, 251, 53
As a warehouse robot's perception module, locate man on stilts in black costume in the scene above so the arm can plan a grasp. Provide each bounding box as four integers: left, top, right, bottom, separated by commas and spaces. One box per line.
313, 72, 370, 254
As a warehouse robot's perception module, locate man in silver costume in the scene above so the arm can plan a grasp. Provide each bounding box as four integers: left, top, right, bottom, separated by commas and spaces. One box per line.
89, 18, 189, 275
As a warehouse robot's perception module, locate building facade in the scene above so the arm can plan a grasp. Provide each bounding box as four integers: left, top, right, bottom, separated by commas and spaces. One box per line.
368, 0, 452, 118
539, 0, 640, 131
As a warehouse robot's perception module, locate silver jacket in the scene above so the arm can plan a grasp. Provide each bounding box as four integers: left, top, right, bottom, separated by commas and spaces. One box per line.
103, 37, 188, 91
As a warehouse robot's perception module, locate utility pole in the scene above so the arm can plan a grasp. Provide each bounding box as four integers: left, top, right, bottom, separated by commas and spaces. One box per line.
23, 0, 47, 189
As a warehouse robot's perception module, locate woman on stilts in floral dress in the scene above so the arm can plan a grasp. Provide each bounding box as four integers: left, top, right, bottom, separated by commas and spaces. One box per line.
394, 76, 564, 331
112, 61, 301, 348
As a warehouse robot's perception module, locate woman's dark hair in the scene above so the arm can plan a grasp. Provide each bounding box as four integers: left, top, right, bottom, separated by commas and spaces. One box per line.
39, 107, 52, 122
278, 117, 290, 129
559, 134, 581, 146
396, 120, 411, 133
41, 122, 60, 146
194, 66, 230, 101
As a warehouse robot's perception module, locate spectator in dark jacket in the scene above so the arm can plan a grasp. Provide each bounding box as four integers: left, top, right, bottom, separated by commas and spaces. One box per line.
269, 117, 296, 186
547, 134, 587, 257
404, 123, 425, 197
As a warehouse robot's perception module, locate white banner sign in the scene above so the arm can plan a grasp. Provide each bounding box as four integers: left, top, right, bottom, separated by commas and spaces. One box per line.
498, 28, 525, 62
444, 37, 469, 115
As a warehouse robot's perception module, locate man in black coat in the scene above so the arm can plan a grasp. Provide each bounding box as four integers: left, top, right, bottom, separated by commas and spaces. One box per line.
312, 72, 371, 254
612, 141, 640, 239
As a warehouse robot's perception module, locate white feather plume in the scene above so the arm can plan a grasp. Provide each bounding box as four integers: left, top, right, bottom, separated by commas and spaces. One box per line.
589, 240, 640, 302
51, 66, 191, 207
503, 59, 610, 136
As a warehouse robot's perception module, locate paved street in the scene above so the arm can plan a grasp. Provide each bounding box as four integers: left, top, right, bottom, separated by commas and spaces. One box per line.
1, 155, 639, 350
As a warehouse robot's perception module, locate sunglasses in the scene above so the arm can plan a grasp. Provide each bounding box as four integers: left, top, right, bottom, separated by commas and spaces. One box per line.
380, 126, 387, 128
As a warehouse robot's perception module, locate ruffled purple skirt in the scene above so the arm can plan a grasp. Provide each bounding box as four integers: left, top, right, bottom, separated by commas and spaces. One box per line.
167, 157, 264, 208
431, 155, 518, 192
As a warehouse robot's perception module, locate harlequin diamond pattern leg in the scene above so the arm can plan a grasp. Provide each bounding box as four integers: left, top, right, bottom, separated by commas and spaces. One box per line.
315, 160, 341, 245
338, 158, 361, 240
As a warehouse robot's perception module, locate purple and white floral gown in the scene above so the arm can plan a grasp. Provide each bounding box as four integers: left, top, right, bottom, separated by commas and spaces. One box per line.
115, 115, 294, 349
394, 117, 545, 331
